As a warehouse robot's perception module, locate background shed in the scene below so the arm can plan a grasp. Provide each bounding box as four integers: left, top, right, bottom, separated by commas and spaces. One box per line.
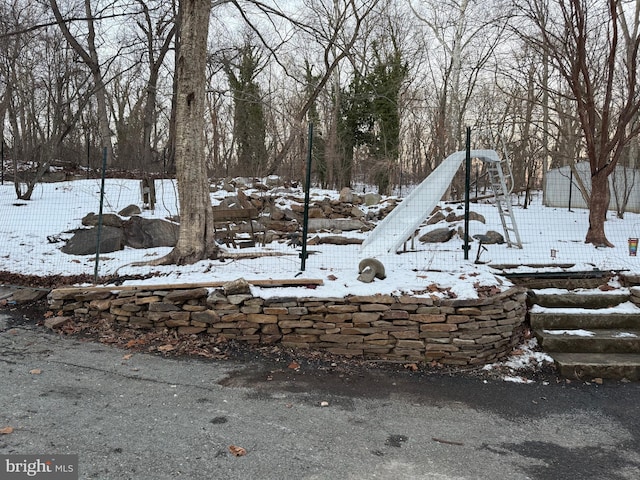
544, 161, 640, 214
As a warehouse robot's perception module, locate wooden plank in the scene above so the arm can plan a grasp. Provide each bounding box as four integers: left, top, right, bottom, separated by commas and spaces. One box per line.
52, 278, 324, 296
212, 208, 258, 221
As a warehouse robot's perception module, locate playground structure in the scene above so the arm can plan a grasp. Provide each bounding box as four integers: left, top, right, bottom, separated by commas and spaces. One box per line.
360, 149, 522, 258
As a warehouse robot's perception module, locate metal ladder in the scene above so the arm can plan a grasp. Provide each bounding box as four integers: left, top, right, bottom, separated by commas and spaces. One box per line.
485, 158, 522, 248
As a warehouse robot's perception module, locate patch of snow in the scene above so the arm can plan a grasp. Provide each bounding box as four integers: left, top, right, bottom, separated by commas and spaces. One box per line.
542, 329, 595, 337
483, 338, 554, 384
530, 302, 640, 314
503, 376, 535, 384
614, 332, 638, 338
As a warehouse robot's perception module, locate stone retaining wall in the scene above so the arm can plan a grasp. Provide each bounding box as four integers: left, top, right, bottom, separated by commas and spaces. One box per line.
48, 284, 528, 365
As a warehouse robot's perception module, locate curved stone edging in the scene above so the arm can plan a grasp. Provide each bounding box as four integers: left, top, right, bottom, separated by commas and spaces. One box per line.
48, 285, 528, 365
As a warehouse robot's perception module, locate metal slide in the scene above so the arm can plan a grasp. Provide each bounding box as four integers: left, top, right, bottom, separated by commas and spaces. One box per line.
360, 149, 501, 258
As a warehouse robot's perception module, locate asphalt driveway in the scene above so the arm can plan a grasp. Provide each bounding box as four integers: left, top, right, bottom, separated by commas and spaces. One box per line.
1, 310, 639, 480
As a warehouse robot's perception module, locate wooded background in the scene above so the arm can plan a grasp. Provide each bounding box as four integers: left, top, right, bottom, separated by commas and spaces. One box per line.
1, 1, 639, 225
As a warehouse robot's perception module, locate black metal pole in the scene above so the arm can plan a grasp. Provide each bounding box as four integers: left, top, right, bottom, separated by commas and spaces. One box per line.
300, 123, 313, 272
94, 147, 107, 283
86, 133, 90, 179
1, 140, 4, 185
568, 168, 573, 212
463, 127, 472, 260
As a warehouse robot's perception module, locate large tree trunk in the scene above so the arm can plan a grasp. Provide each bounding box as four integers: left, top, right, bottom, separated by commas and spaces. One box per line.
154, 0, 217, 265
585, 169, 613, 247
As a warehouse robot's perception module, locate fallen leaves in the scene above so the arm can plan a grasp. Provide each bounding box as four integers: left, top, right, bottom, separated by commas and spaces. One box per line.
474, 282, 501, 297
599, 284, 617, 291
403, 363, 419, 372
0, 426, 14, 435
228, 445, 247, 457
125, 338, 147, 349
50, 315, 231, 360
29, 368, 42, 375
287, 361, 300, 370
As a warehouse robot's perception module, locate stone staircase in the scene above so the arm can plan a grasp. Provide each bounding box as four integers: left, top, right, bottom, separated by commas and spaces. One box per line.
528, 287, 640, 381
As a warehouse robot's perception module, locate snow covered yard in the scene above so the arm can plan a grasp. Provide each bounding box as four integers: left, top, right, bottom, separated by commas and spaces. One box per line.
3, 177, 640, 383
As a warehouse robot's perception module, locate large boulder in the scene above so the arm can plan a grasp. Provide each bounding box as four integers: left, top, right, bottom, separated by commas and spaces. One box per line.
473, 230, 505, 244
363, 193, 382, 206
339, 187, 354, 203
81, 212, 123, 228
419, 227, 456, 243
122, 216, 179, 249
118, 204, 142, 217
61, 226, 124, 255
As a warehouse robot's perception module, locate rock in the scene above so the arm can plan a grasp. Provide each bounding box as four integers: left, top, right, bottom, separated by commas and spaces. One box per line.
81, 212, 123, 228
234, 177, 252, 188
308, 218, 365, 232
61, 226, 124, 255
265, 175, 282, 188
427, 210, 446, 225
122, 216, 179, 249
308, 207, 325, 219
44, 316, 72, 330
419, 227, 456, 243
339, 187, 354, 203
469, 211, 486, 223
164, 288, 208, 303
364, 193, 382, 206
283, 208, 302, 221
223, 278, 251, 295
270, 207, 286, 221
451, 211, 486, 223
11, 288, 48, 304
206, 290, 228, 305
219, 195, 240, 208
118, 204, 142, 217
473, 230, 504, 244
318, 236, 363, 245
350, 206, 365, 218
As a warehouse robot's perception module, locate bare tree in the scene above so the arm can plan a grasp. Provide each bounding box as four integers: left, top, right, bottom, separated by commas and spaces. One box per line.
518, 0, 640, 246
134, 0, 177, 171
2, 2, 92, 199
249, 0, 380, 175
50, 0, 115, 167
411, 0, 509, 162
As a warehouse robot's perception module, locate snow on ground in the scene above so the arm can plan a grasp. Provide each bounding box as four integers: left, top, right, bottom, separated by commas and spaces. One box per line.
2, 178, 640, 301
5, 177, 640, 382
483, 338, 554, 384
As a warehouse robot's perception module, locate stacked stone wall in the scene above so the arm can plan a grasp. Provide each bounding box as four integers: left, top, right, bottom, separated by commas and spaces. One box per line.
48, 285, 527, 365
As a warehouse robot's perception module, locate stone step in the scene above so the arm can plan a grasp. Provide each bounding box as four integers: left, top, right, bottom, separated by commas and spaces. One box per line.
530, 311, 640, 330
535, 329, 640, 354
551, 352, 640, 381
528, 291, 630, 309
